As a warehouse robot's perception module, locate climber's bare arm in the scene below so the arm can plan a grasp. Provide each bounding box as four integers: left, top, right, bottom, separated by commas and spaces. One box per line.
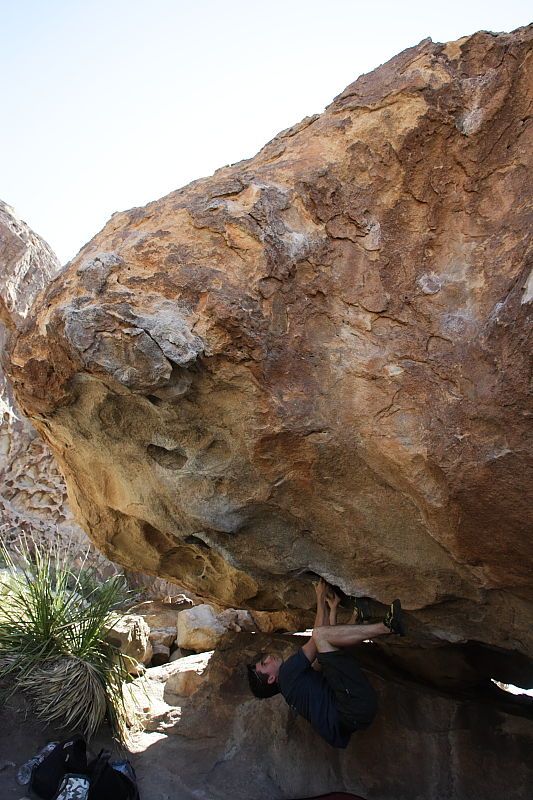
314, 578, 329, 628
326, 588, 341, 626
302, 578, 328, 663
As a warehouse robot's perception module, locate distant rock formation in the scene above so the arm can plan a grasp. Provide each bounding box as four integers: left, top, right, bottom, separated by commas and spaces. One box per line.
4, 27, 533, 701
0, 201, 80, 551
0, 200, 60, 330
0, 202, 124, 579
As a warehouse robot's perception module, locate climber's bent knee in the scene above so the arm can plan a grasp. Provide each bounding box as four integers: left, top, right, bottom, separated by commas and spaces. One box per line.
312, 625, 338, 653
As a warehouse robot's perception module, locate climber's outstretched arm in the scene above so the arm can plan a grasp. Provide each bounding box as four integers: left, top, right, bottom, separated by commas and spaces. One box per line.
302, 578, 328, 663
326, 588, 341, 626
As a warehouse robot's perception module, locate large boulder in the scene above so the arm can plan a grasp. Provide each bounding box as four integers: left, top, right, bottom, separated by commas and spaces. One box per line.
3, 28, 533, 693
127, 632, 533, 800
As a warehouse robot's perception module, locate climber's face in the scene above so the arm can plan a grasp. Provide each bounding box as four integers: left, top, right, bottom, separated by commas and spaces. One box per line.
254, 653, 283, 684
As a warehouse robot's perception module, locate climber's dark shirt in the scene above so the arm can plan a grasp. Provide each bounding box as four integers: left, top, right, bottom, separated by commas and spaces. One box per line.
278, 648, 350, 748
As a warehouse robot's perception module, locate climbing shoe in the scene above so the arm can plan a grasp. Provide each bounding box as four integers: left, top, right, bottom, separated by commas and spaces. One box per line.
383, 599, 405, 636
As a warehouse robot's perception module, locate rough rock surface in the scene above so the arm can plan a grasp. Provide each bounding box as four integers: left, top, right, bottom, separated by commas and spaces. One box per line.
107, 613, 154, 667
3, 29, 533, 693
250, 608, 307, 634
0, 202, 195, 599
129, 598, 192, 655
0, 202, 70, 546
162, 651, 210, 697
177, 603, 258, 652
217, 607, 256, 632
151, 643, 171, 665
0, 200, 59, 330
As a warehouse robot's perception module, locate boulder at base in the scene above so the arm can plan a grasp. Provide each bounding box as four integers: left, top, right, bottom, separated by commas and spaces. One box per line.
127, 632, 533, 800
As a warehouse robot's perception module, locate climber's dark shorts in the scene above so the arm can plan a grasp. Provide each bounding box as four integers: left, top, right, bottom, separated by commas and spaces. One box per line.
317, 650, 378, 733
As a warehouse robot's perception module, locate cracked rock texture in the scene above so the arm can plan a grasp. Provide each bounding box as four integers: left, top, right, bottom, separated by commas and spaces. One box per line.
4, 29, 533, 678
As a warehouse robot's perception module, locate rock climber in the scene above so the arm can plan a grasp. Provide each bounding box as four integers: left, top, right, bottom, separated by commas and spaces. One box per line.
247, 578, 404, 748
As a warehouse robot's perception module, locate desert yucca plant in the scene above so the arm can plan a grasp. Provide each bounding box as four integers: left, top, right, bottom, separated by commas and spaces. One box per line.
0, 536, 137, 742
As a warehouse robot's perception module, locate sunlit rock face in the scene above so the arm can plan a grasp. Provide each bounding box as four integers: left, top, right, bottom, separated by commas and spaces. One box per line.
6, 29, 533, 665
0, 200, 60, 330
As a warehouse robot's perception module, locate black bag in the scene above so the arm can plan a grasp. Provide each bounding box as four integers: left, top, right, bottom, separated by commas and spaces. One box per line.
87, 749, 139, 800
30, 736, 88, 800
28, 736, 139, 800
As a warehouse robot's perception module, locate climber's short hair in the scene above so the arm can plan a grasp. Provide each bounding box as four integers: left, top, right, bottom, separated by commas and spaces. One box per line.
247, 658, 281, 699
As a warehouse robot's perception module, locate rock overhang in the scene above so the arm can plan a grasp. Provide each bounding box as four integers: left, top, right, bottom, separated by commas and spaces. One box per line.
3, 27, 533, 696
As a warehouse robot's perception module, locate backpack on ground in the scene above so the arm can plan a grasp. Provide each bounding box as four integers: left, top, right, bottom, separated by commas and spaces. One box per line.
87, 748, 139, 800
26, 735, 139, 800
29, 736, 87, 800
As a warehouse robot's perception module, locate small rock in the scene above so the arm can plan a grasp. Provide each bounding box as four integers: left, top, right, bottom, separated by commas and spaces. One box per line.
177, 604, 226, 652
106, 614, 153, 669
250, 609, 303, 633
149, 627, 177, 648
166, 669, 204, 697
217, 608, 255, 632
169, 648, 186, 662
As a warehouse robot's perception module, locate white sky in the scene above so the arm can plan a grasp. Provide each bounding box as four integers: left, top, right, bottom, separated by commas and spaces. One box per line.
1, 0, 531, 264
